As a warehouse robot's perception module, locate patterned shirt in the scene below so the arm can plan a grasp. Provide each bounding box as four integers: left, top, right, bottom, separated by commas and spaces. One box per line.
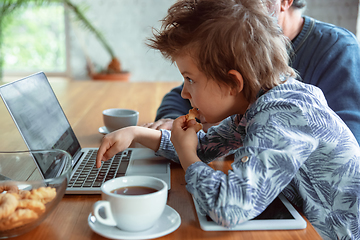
156, 78, 360, 240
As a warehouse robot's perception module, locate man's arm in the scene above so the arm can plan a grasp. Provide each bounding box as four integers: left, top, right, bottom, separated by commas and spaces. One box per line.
155, 84, 192, 121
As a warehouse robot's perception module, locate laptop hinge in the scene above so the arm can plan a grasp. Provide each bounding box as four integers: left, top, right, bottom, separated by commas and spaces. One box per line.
72, 150, 84, 167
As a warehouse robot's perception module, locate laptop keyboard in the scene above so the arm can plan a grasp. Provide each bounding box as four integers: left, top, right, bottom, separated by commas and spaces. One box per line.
67, 149, 132, 189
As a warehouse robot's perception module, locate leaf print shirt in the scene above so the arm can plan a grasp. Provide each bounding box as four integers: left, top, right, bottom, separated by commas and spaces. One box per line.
156, 78, 360, 240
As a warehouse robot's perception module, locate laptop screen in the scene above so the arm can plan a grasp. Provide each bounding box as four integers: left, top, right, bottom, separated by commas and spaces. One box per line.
0, 72, 81, 176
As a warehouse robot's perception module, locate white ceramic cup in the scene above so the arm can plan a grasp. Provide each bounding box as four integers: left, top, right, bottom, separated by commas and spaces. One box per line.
103, 108, 139, 132
93, 176, 168, 232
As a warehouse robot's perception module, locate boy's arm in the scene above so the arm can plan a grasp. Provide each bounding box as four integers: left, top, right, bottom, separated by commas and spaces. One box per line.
96, 126, 161, 168
156, 116, 242, 166
185, 101, 320, 228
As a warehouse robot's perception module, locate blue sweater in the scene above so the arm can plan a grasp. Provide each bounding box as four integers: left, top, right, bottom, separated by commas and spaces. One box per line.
155, 16, 360, 143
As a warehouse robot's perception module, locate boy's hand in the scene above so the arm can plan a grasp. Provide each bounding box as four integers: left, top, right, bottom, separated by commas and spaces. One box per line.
171, 116, 200, 170
96, 126, 162, 168
171, 116, 198, 150
96, 127, 136, 168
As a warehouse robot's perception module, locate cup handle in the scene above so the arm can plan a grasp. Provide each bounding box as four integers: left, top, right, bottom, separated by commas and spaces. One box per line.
93, 200, 117, 226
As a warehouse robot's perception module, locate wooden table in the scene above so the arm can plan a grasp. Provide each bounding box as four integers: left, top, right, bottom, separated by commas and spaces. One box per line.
0, 79, 322, 239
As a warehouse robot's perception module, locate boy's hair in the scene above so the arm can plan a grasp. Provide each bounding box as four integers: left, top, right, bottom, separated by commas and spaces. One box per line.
148, 0, 296, 103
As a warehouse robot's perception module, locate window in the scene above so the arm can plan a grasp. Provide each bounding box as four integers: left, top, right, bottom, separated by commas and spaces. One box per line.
2, 3, 66, 75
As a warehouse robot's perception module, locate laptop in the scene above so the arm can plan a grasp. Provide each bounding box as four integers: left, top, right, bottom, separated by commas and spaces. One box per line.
0, 72, 171, 194
193, 193, 307, 231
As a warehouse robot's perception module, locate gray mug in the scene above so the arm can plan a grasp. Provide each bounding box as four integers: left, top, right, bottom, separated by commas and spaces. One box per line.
103, 108, 139, 132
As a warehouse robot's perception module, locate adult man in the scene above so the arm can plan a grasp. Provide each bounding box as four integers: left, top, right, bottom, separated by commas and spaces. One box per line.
145, 0, 360, 144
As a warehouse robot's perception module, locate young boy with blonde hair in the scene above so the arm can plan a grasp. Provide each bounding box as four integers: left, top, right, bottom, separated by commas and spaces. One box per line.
96, 0, 360, 239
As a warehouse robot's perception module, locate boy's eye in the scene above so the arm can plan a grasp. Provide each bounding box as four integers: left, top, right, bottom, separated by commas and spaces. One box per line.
185, 77, 194, 84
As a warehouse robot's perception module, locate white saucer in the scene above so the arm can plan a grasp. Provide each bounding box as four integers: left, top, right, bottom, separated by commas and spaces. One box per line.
88, 205, 181, 239
98, 126, 110, 135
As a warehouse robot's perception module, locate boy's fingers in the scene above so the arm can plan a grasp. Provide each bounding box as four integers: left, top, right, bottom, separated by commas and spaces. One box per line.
187, 119, 197, 126
96, 147, 106, 168
172, 116, 186, 130
185, 120, 199, 133
96, 138, 113, 168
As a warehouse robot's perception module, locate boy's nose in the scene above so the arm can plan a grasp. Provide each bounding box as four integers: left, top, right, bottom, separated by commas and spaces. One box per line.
181, 87, 190, 99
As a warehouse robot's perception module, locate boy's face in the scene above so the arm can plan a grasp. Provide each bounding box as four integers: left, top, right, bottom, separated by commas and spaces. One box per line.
175, 54, 240, 124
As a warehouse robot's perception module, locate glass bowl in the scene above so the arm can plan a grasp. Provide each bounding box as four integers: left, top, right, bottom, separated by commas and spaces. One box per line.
0, 149, 72, 238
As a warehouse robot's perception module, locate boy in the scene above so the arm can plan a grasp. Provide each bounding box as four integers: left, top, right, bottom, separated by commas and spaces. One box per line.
96, 0, 360, 239
146, 0, 360, 146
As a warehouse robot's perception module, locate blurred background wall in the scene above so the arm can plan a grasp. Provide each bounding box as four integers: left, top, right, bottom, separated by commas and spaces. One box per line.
0, 0, 359, 81
67, 0, 359, 81
305, 0, 358, 35
68, 0, 181, 81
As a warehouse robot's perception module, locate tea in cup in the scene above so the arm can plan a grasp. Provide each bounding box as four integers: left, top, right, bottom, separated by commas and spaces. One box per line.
93, 176, 167, 231
103, 108, 139, 132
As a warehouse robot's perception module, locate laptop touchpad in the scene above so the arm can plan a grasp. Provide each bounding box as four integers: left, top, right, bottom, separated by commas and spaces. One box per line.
128, 159, 168, 174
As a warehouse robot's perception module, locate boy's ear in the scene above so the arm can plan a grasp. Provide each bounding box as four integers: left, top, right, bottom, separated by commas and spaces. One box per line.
280, 0, 293, 11
227, 69, 244, 95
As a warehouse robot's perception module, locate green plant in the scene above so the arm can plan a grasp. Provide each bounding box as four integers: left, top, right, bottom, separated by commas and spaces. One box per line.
0, 0, 121, 79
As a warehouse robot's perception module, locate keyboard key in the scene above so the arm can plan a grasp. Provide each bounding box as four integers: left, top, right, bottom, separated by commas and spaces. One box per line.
118, 161, 129, 174
68, 149, 134, 189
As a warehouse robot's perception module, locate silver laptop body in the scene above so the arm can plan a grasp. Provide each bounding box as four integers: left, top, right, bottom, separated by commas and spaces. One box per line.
0, 72, 171, 194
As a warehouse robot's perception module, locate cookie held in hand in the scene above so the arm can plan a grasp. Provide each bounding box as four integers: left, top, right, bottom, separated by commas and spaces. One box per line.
185, 108, 203, 132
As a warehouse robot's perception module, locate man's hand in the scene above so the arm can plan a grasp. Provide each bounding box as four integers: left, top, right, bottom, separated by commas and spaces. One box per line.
142, 118, 174, 130
142, 115, 220, 133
